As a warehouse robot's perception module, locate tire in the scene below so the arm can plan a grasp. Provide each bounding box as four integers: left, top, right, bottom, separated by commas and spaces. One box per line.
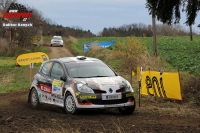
118, 103, 135, 115
51, 44, 53, 47
60, 45, 63, 47
64, 92, 78, 114
30, 88, 40, 109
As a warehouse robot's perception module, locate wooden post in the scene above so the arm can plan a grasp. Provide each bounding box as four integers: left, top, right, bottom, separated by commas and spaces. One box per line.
137, 67, 142, 107
178, 68, 183, 102
30, 63, 34, 85
138, 80, 141, 107
130, 69, 132, 86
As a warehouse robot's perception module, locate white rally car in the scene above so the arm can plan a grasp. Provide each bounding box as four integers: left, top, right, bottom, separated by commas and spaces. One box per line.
28, 56, 136, 115
51, 36, 63, 47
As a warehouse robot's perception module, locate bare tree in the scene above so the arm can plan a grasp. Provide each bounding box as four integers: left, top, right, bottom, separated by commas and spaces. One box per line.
152, 16, 157, 56
146, 0, 158, 56
189, 25, 193, 41
0, 0, 17, 9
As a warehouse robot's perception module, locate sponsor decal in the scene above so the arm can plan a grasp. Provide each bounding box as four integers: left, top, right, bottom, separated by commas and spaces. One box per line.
79, 95, 96, 99
52, 97, 63, 104
15, 52, 49, 66
104, 104, 123, 107
51, 94, 63, 99
36, 88, 42, 98
59, 100, 63, 104
141, 71, 182, 100
40, 93, 52, 103
75, 92, 80, 97
40, 84, 52, 94
53, 99, 56, 102
93, 78, 118, 87
126, 92, 134, 97
52, 80, 63, 95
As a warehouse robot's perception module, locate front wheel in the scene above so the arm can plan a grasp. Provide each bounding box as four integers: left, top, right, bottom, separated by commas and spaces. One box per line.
30, 88, 40, 109
64, 92, 78, 115
118, 103, 135, 115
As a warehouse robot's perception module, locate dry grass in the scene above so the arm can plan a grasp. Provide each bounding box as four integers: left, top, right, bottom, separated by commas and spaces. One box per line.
0, 71, 14, 86
85, 37, 200, 109
0, 38, 27, 56
36, 117, 130, 133
0, 39, 10, 56
65, 36, 78, 44
137, 96, 200, 118
85, 45, 113, 62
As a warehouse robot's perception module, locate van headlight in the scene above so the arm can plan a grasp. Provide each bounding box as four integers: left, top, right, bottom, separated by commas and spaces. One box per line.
77, 84, 94, 93
125, 80, 133, 92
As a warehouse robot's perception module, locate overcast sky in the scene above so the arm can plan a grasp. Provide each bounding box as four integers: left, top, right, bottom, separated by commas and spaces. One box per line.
18, 0, 200, 35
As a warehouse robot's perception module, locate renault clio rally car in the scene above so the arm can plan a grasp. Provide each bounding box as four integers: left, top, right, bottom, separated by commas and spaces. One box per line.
50, 36, 63, 47
28, 56, 135, 115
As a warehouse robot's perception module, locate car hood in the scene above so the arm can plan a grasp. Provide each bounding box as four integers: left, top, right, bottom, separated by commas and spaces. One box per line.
74, 76, 128, 92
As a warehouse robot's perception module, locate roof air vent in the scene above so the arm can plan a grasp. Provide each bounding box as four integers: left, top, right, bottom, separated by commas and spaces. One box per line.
77, 56, 86, 60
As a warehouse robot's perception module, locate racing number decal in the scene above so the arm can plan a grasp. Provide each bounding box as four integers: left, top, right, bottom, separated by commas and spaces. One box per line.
52, 79, 64, 95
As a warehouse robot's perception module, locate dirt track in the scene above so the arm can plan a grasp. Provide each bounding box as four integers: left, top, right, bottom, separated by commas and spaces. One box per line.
0, 44, 200, 133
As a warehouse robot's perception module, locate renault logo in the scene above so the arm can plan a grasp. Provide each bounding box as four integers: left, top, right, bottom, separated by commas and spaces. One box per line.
109, 88, 113, 93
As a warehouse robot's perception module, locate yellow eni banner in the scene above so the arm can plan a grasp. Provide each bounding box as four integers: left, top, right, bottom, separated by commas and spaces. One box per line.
141, 71, 182, 100
15, 52, 49, 66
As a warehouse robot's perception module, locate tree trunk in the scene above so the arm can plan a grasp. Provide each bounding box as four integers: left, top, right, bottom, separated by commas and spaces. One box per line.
152, 16, 157, 56
190, 25, 193, 41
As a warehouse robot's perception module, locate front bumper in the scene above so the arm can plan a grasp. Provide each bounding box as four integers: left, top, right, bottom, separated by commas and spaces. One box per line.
52, 43, 63, 46
75, 92, 135, 109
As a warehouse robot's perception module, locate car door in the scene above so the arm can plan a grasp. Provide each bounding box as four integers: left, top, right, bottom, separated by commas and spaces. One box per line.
49, 62, 65, 106
38, 61, 54, 104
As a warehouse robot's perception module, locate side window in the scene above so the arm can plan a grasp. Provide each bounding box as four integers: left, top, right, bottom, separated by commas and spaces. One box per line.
65, 62, 78, 77
51, 62, 64, 80
41, 62, 53, 76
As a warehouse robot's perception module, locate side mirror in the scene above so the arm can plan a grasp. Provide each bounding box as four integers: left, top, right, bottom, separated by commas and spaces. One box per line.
60, 75, 67, 81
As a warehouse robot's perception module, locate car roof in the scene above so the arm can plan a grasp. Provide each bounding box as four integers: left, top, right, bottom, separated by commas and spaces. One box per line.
52, 36, 62, 39
51, 56, 101, 63
53, 36, 62, 38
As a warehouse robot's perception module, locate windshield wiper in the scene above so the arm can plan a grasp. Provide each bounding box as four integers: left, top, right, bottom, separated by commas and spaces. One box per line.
73, 76, 109, 78
85, 75, 109, 78
72, 77, 89, 78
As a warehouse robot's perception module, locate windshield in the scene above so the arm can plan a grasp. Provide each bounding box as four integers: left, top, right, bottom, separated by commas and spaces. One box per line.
65, 61, 117, 78
53, 36, 62, 40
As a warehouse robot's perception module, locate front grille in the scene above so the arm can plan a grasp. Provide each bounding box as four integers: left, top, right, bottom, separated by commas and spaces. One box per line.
91, 98, 128, 105
116, 87, 125, 93
93, 89, 106, 94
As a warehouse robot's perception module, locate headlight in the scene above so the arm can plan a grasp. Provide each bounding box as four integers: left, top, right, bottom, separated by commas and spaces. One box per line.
77, 84, 94, 93
125, 80, 134, 92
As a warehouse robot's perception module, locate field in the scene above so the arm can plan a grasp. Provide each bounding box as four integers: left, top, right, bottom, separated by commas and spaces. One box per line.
1, 36, 200, 94
137, 36, 200, 75
0, 45, 49, 94
69, 36, 200, 75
